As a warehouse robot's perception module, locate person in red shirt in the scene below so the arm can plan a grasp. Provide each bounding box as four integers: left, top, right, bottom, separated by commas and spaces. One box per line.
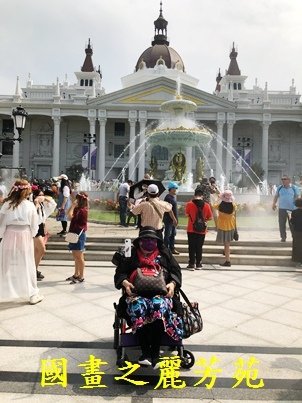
185, 188, 212, 270
66, 192, 89, 283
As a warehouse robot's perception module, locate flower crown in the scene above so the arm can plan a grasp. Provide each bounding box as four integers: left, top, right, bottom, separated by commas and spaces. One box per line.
77, 193, 88, 199
12, 184, 31, 191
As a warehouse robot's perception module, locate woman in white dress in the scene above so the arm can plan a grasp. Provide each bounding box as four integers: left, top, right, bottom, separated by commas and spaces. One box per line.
0, 179, 43, 305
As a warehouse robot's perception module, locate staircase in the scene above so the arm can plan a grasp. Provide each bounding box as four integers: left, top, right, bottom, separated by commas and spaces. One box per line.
45, 236, 293, 267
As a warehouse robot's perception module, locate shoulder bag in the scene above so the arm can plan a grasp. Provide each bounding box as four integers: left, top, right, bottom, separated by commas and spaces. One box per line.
233, 210, 239, 241
179, 288, 203, 339
132, 267, 167, 298
65, 229, 83, 244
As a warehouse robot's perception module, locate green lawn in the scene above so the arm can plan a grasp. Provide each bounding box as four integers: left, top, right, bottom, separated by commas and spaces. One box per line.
89, 209, 278, 228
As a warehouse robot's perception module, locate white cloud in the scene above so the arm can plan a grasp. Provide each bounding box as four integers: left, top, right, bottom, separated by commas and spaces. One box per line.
0, 0, 301, 95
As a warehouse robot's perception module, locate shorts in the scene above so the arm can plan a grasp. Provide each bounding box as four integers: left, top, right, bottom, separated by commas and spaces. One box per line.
68, 231, 86, 251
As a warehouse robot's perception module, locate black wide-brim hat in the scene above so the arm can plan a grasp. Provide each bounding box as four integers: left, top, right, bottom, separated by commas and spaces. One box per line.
133, 226, 163, 247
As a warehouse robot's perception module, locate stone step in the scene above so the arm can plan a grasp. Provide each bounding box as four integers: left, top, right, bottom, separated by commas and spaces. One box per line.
43, 249, 292, 266
46, 242, 291, 256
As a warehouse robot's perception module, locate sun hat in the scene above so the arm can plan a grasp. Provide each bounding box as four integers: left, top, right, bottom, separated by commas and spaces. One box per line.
147, 184, 159, 195
220, 190, 234, 203
133, 226, 162, 247
168, 181, 179, 190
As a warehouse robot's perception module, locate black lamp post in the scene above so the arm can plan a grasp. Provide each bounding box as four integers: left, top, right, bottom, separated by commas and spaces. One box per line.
83, 133, 96, 178
237, 137, 253, 185
12, 105, 28, 142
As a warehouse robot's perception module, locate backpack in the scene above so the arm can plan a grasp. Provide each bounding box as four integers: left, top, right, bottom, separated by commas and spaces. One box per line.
193, 205, 207, 232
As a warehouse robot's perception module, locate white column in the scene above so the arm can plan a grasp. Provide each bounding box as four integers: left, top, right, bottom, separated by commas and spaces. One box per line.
262, 122, 270, 181
138, 117, 147, 180
185, 146, 192, 175
226, 122, 234, 183
52, 117, 60, 177
97, 118, 107, 181
88, 117, 96, 179
215, 121, 224, 179
128, 119, 136, 180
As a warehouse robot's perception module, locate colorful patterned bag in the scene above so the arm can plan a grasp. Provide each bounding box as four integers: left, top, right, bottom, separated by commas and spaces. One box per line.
179, 289, 203, 339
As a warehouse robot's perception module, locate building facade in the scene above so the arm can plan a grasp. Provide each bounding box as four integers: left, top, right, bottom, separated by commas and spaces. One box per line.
0, 4, 301, 185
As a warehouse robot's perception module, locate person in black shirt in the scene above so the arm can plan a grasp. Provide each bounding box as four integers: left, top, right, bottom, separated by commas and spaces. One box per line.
290, 198, 302, 266
163, 181, 179, 255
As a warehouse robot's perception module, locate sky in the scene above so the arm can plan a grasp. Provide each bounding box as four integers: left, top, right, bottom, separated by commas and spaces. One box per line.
0, 0, 301, 96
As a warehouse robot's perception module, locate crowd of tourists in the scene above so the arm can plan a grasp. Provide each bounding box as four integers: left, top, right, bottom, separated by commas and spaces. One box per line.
0, 170, 301, 309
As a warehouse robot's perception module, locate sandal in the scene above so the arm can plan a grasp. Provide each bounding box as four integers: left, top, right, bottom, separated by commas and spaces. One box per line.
77, 278, 85, 283
66, 275, 79, 281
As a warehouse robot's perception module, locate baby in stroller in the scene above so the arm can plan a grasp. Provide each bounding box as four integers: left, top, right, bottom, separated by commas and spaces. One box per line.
114, 226, 183, 369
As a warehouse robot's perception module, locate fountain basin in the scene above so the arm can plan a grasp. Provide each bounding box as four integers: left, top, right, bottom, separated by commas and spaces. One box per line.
147, 126, 212, 147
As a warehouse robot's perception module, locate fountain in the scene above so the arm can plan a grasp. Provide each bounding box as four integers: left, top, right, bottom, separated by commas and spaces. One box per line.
146, 77, 212, 192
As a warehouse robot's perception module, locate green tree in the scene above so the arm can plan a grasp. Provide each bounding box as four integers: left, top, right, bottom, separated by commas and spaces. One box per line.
66, 164, 85, 182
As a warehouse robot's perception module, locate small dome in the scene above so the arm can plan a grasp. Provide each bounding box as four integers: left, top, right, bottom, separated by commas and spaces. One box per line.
135, 44, 185, 72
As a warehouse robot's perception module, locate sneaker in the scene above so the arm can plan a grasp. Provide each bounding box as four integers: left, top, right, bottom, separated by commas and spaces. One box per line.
29, 294, 44, 305
187, 264, 195, 271
60, 231, 67, 237
220, 261, 231, 267
195, 265, 203, 270
37, 271, 44, 280
138, 356, 152, 366
57, 230, 65, 235
152, 357, 161, 370
171, 249, 180, 255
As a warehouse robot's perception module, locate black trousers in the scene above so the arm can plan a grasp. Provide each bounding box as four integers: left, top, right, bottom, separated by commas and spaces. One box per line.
136, 320, 164, 359
187, 232, 205, 266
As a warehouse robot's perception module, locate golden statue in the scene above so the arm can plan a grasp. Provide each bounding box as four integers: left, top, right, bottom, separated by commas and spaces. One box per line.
149, 155, 158, 178
196, 157, 205, 181
171, 152, 186, 181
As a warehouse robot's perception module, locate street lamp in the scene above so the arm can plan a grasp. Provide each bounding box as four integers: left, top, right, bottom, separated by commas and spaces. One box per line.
83, 133, 96, 178
12, 105, 28, 142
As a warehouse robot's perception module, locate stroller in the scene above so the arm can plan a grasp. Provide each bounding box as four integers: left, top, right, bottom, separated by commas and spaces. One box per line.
112, 240, 196, 369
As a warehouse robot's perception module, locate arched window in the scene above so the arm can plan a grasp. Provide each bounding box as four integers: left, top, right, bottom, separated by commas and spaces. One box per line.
84, 79, 88, 86
151, 145, 168, 160
233, 83, 237, 90
89, 79, 93, 86
80, 79, 84, 86
238, 83, 242, 90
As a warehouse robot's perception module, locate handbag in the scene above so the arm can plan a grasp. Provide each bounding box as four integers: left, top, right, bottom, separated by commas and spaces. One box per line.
65, 229, 83, 244
233, 211, 239, 241
132, 267, 167, 298
179, 289, 203, 339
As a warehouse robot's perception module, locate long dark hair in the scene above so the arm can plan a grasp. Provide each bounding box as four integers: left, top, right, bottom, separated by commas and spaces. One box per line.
60, 178, 71, 193
218, 201, 234, 214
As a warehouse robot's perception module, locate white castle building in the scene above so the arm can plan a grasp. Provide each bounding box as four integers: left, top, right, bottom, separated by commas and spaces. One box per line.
0, 3, 301, 185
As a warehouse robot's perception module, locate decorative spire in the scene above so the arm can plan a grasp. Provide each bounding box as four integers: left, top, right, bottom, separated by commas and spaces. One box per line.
227, 42, 241, 75
81, 38, 94, 72
55, 77, 60, 96
15, 76, 21, 97
152, 1, 169, 46
215, 68, 222, 93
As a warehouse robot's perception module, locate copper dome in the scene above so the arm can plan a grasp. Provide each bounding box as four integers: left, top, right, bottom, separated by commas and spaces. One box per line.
135, 45, 185, 72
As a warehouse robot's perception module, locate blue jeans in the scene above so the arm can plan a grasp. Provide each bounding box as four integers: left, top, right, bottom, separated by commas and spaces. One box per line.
164, 222, 176, 250
119, 196, 128, 226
